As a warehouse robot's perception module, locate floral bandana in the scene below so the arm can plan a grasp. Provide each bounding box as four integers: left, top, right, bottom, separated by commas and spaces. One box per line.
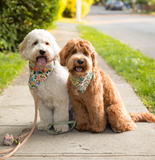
29, 61, 55, 89
69, 70, 93, 93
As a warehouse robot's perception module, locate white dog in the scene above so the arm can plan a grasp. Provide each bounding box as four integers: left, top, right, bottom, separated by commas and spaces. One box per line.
19, 29, 70, 133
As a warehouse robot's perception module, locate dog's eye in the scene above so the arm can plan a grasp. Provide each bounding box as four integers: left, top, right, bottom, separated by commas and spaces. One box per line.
84, 52, 87, 56
46, 42, 49, 45
72, 51, 76, 55
34, 42, 38, 45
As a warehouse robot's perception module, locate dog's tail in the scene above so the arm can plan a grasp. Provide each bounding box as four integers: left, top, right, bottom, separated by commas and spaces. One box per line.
128, 112, 155, 122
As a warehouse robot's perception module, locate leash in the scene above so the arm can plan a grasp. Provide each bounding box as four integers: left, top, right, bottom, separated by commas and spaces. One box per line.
47, 121, 76, 135
0, 87, 76, 159
0, 87, 38, 160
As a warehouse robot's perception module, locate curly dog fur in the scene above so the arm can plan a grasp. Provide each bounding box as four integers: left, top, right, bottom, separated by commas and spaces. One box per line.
59, 38, 155, 133
19, 29, 70, 133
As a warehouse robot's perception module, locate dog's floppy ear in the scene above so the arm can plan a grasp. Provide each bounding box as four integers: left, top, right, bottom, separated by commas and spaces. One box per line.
59, 38, 76, 66
59, 44, 68, 66
18, 36, 29, 60
91, 51, 97, 67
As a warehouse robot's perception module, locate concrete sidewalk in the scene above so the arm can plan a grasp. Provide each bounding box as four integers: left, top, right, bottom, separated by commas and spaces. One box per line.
0, 22, 155, 160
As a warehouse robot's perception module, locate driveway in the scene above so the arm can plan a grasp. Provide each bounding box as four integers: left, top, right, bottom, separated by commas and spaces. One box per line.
86, 5, 155, 59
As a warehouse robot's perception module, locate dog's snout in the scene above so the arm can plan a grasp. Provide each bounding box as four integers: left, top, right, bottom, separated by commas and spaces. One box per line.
77, 59, 84, 65
39, 50, 46, 55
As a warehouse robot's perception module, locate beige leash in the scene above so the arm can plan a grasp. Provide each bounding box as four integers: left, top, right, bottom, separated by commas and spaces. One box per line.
0, 87, 76, 159
0, 87, 38, 160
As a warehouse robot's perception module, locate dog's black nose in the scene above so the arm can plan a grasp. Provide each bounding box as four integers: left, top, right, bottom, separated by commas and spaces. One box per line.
39, 50, 46, 55
77, 59, 84, 65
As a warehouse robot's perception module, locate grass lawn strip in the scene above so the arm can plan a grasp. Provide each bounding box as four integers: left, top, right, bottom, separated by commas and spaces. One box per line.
0, 52, 27, 93
78, 25, 155, 114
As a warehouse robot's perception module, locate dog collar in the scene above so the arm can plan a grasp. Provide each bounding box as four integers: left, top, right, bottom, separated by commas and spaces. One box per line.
69, 70, 93, 93
28, 61, 55, 89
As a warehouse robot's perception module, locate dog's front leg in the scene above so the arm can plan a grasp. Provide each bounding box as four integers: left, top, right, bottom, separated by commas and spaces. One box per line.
37, 100, 53, 131
85, 96, 107, 133
72, 100, 90, 132
53, 104, 69, 133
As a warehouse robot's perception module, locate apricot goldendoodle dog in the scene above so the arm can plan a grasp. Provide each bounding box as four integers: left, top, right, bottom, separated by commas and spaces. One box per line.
59, 38, 155, 133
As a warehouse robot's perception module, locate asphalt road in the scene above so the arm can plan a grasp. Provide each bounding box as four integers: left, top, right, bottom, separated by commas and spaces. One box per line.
86, 5, 155, 59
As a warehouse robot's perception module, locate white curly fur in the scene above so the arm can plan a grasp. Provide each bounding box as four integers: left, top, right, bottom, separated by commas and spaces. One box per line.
19, 29, 70, 132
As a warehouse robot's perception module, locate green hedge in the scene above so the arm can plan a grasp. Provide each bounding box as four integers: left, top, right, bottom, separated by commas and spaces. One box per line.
63, 0, 93, 18
0, 0, 60, 52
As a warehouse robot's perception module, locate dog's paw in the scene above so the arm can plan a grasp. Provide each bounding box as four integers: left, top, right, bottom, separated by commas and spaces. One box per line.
112, 122, 137, 133
54, 124, 69, 133
90, 126, 105, 133
37, 122, 48, 131
76, 123, 90, 132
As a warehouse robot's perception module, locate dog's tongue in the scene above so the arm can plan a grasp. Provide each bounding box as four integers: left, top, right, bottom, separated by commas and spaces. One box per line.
38, 57, 46, 66
76, 67, 82, 72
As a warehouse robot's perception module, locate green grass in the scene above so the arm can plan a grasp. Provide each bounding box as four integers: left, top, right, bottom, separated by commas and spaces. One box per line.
0, 52, 27, 93
78, 25, 155, 114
